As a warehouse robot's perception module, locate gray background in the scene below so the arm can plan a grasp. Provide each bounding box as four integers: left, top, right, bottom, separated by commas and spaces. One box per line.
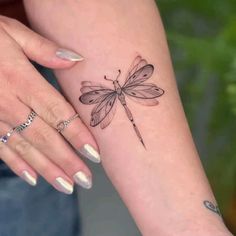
77, 161, 141, 236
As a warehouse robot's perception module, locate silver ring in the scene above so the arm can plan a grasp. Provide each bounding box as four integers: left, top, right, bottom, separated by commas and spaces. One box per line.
0, 110, 37, 144
56, 113, 80, 133
14, 110, 37, 133
0, 129, 14, 143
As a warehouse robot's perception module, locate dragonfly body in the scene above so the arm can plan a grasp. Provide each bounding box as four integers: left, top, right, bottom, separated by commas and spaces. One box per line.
113, 79, 146, 146
79, 56, 164, 148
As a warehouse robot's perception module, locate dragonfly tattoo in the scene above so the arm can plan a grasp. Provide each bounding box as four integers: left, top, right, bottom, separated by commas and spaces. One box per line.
79, 55, 164, 148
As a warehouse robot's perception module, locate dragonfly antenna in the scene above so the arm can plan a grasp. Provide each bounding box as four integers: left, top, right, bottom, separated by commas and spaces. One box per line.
116, 69, 121, 80
104, 75, 113, 82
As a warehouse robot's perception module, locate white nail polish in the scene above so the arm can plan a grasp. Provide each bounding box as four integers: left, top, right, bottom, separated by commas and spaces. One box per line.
21, 170, 37, 186
55, 177, 74, 194
56, 48, 84, 61
78, 144, 101, 163
73, 171, 92, 189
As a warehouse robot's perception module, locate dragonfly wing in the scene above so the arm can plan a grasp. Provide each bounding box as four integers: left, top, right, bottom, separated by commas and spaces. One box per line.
79, 81, 114, 104
123, 64, 154, 87
123, 83, 164, 106
126, 96, 159, 106
81, 81, 111, 93
100, 97, 118, 129
125, 56, 148, 82
90, 92, 117, 127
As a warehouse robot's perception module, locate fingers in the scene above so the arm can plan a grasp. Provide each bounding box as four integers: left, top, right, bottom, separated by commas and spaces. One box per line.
16, 64, 101, 163
0, 15, 83, 68
0, 16, 98, 193
60, 115, 101, 163
9, 135, 74, 194
6, 100, 93, 189
0, 121, 74, 194
27, 118, 93, 189
0, 16, 100, 163
0, 126, 38, 186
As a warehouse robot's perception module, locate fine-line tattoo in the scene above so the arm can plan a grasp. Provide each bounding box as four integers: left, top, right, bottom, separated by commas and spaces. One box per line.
79, 55, 164, 148
203, 200, 222, 216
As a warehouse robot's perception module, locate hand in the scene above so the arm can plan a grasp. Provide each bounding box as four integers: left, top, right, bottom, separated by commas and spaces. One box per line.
0, 16, 100, 193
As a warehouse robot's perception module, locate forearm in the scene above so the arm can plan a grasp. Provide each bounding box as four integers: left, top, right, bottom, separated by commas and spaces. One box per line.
24, 1, 232, 235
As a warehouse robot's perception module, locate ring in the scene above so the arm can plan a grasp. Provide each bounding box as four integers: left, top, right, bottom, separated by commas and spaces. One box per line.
14, 110, 37, 133
0, 129, 14, 143
0, 110, 37, 144
56, 113, 80, 133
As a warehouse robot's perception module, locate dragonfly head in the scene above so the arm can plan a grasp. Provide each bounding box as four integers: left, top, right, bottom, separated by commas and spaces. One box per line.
104, 70, 121, 84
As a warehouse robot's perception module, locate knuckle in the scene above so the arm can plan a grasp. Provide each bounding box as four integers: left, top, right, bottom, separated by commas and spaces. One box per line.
0, 64, 18, 78
30, 126, 51, 147
35, 36, 45, 49
45, 100, 74, 127
0, 63, 27, 88
21, 93, 33, 107
0, 97, 23, 123
45, 101, 62, 126
15, 140, 31, 156
30, 36, 48, 52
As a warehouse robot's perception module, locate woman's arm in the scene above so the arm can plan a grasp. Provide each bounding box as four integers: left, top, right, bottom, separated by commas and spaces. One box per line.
24, 0, 233, 235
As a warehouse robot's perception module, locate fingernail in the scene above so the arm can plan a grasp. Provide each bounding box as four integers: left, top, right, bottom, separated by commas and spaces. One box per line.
55, 177, 74, 194
78, 144, 101, 163
73, 171, 92, 189
56, 48, 84, 61
21, 170, 37, 186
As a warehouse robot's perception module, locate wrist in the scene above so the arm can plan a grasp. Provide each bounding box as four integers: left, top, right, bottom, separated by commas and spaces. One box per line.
149, 217, 234, 236
173, 225, 233, 236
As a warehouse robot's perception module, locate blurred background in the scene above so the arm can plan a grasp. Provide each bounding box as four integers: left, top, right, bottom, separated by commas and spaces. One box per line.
0, 0, 235, 235
157, 0, 236, 233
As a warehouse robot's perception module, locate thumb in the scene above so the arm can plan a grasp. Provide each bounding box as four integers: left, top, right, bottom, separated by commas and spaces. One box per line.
0, 16, 83, 68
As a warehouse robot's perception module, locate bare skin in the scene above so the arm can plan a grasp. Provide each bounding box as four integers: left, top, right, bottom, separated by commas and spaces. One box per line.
23, 0, 233, 235
0, 15, 101, 193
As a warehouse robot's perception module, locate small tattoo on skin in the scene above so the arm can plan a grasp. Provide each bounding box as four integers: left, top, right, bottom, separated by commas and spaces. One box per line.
79, 55, 164, 148
203, 200, 222, 216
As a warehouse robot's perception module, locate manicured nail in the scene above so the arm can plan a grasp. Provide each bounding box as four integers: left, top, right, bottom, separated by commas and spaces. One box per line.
73, 171, 92, 189
78, 144, 101, 163
55, 177, 73, 194
56, 48, 84, 61
21, 170, 37, 186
